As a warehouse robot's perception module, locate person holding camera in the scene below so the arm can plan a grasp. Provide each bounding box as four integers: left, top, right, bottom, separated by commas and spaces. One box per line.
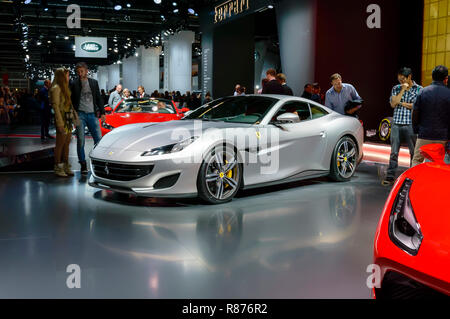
382, 67, 422, 185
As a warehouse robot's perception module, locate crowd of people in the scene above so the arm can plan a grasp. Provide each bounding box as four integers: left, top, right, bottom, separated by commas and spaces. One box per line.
101, 84, 209, 111
0, 86, 38, 126
249, 68, 360, 117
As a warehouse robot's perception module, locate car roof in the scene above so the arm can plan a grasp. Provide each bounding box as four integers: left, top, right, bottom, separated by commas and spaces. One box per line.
222, 94, 335, 114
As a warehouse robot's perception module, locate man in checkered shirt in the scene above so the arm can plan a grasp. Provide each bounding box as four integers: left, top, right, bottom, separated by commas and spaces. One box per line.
382, 67, 422, 185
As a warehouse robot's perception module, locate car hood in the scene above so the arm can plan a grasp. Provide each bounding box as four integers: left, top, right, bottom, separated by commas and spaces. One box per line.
97, 120, 253, 152
106, 112, 179, 127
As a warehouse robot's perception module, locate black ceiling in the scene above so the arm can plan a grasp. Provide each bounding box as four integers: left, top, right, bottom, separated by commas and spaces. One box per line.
0, 0, 215, 76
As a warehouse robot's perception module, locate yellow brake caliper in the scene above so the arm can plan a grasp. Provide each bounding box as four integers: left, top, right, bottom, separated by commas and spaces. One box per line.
224, 160, 233, 188
337, 153, 341, 167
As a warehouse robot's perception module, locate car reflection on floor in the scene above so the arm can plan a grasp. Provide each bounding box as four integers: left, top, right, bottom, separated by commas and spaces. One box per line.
90, 182, 361, 276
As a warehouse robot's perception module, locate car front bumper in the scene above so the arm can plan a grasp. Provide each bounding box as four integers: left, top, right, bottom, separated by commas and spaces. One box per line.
89, 148, 202, 198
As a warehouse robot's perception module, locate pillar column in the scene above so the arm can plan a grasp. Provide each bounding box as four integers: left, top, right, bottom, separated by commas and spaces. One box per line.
276, 0, 315, 96
140, 46, 161, 93
107, 64, 120, 91
96, 66, 108, 90
122, 55, 139, 92
163, 30, 195, 93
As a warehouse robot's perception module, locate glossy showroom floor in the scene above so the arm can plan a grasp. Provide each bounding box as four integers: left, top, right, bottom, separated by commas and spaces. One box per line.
0, 141, 401, 298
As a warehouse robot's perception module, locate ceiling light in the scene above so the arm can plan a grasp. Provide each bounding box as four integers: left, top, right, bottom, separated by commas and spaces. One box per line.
114, 4, 122, 10
173, 8, 179, 13
268, 5, 274, 9
154, 0, 161, 4
188, 8, 195, 14
24, 0, 32, 4
126, 3, 131, 8
64, 36, 69, 40
172, 2, 177, 6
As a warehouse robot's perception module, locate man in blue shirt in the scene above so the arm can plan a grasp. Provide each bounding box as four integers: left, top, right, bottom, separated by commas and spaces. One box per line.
325, 73, 361, 115
411, 65, 449, 166
383, 67, 422, 185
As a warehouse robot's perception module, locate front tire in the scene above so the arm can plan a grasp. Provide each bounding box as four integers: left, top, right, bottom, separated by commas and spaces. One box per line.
329, 136, 358, 182
197, 144, 242, 204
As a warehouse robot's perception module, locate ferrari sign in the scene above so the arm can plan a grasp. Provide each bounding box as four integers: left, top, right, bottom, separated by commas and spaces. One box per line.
214, 0, 250, 23
75, 36, 107, 58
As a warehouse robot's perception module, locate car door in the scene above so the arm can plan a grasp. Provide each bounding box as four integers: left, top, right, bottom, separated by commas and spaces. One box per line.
245, 101, 328, 185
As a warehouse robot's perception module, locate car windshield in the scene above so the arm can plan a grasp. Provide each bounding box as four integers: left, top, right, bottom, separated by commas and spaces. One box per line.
183, 96, 278, 124
115, 98, 176, 114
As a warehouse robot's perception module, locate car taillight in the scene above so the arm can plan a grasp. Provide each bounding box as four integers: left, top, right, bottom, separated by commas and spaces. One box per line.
388, 178, 423, 256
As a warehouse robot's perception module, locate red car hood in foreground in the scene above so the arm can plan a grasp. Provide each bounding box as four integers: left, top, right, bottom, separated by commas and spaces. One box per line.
106, 112, 180, 127
374, 144, 450, 296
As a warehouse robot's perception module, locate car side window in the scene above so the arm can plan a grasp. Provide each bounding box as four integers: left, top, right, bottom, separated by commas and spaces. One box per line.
310, 104, 329, 119
272, 101, 311, 122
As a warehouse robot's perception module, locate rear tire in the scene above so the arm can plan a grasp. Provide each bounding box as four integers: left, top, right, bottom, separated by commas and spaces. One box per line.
329, 136, 358, 182
197, 144, 242, 205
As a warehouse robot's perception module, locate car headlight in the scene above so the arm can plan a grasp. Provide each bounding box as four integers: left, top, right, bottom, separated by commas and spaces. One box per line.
141, 136, 198, 156
102, 122, 114, 130
388, 178, 423, 256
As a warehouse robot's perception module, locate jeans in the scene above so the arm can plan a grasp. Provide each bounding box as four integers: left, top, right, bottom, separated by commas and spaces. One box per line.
40, 107, 51, 138
76, 112, 102, 163
386, 124, 416, 179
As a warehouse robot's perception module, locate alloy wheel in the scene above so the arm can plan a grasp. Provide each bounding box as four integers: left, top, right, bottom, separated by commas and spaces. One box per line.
336, 139, 357, 179
204, 147, 239, 201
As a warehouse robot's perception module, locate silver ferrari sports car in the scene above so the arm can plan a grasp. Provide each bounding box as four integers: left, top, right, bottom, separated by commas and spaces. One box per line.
89, 95, 364, 204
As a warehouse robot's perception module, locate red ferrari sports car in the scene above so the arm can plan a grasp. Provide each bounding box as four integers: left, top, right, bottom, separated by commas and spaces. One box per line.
100, 97, 189, 136
373, 143, 450, 299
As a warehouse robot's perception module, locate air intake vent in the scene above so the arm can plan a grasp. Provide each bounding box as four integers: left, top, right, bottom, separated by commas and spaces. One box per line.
92, 160, 153, 181
153, 173, 180, 189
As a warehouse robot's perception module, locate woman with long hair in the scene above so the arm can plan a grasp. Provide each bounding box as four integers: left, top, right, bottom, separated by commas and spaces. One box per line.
49, 68, 76, 177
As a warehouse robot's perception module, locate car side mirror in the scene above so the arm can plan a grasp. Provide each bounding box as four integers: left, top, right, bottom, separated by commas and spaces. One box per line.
181, 107, 190, 113
420, 143, 446, 164
104, 106, 113, 114
276, 112, 300, 124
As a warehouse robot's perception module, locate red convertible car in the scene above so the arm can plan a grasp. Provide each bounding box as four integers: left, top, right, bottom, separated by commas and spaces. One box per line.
373, 143, 450, 299
100, 98, 189, 136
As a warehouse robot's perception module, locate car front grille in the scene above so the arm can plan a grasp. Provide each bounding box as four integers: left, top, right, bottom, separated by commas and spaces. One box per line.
92, 160, 154, 181
376, 271, 449, 299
